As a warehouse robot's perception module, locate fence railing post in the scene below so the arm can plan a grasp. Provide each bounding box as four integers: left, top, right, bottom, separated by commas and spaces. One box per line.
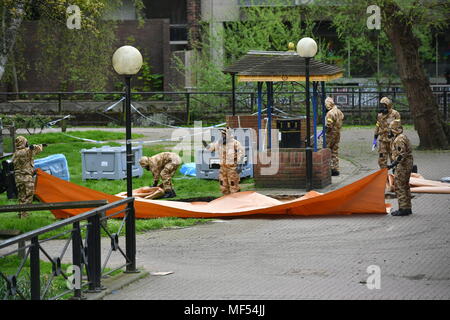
30, 236, 40, 300
87, 214, 102, 292
358, 88, 362, 125
72, 221, 83, 299
125, 199, 138, 273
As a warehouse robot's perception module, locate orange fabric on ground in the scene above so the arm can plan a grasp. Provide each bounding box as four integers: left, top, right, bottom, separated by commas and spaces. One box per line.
386, 172, 450, 194
35, 168, 389, 219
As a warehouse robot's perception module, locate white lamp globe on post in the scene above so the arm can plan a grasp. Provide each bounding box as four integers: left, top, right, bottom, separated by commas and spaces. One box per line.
112, 45, 142, 274
296, 37, 317, 192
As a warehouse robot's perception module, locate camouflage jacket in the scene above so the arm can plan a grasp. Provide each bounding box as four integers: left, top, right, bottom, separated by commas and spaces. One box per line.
207, 138, 244, 167
143, 152, 182, 182
12, 144, 43, 177
375, 109, 401, 142
326, 106, 344, 134
391, 133, 413, 164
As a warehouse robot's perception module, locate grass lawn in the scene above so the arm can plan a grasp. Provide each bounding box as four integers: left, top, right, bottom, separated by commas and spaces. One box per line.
1, 129, 250, 299
0, 130, 251, 239
0, 253, 122, 300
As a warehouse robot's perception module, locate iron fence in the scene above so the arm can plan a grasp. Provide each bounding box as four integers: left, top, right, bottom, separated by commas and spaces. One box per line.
0, 85, 448, 127
0, 198, 137, 300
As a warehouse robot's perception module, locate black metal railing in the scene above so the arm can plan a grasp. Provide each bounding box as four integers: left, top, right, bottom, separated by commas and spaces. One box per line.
0, 198, 137, 300
0, 86, 448, 126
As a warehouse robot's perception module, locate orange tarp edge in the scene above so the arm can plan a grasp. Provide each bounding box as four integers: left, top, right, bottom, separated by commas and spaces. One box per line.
35, 168, 390, 219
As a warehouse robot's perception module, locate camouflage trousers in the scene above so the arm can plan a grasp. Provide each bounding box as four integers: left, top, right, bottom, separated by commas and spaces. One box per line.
394, 158, 413, 209
326, 130, 341, 171
378, 140, 393, 169
15, 174, 35, 218
219, 165, 240, 195
160, 163, 180, 192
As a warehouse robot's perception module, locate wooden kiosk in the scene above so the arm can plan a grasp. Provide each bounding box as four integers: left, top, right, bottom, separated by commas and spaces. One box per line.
223, 49, 343, 189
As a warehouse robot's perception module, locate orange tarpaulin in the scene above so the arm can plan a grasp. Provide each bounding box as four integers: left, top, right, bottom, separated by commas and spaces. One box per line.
35, 168, 390, 219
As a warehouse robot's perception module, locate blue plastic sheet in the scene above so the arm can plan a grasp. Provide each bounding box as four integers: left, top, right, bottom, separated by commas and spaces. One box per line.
180, 162, 196, 177
35, 154, 70, 181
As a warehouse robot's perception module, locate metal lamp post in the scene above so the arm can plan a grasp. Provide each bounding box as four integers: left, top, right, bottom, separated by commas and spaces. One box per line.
297, 37, 318, 192
112, 45, 143, 272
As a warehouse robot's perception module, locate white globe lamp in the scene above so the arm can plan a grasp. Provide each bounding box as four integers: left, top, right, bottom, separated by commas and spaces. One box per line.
112, 45, 143, 75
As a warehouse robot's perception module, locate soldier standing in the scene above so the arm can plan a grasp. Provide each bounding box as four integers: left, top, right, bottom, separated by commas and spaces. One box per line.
12, 136, 46, 218
323, 97, 344, 176
203, 127, 244, 195
373, 97, 401, 168
387, 120, 413, 216
139, 152, 182, 199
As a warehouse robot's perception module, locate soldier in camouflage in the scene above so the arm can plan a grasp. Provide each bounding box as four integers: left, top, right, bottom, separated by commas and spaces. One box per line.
12, 136, 46, 218
203, 127, 244, 195
139, 152, 182, 199
323, 97, 344, 176
373, 97, 401, 169
387, 120, 413, 216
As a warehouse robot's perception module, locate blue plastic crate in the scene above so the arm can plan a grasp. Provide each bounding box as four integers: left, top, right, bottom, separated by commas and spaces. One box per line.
35, 154, 70, 181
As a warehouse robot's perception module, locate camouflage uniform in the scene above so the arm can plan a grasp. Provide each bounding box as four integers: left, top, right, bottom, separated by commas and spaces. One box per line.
12, 136, 43, 218
207, 128, 244, 195
374, 97, 401, 169
139, 152, 181, 193
389, 120, 413, 211
324, 97, 344, 173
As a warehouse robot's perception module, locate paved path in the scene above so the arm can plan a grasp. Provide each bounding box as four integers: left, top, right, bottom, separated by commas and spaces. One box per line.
12, 127, 449, 299
101, 127, 450, 300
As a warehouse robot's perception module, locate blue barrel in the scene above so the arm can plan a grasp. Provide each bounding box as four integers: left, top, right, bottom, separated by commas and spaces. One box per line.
35, 154, 70, 181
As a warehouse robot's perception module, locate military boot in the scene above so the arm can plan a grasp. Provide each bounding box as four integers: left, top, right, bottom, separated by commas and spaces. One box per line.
391, 208, 412, 216
161, 189, 176, 199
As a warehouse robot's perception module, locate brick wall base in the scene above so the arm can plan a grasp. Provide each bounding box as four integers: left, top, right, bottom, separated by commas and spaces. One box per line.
254, 148, 332, 189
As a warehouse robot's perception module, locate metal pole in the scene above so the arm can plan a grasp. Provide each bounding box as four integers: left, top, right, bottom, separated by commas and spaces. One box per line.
124, 76, 137, 273
266, 81, 273, 149
232, 73, 236, 116
321, 81, 326, 149
312, 82, 318, 152
87, 214, 102, 292
257, 82, 263, 152
72, 221, 82, 299
30, 236, 40, 300
185, 92, 190, 125
305, 58, 313, 191
125, 76, 133, 198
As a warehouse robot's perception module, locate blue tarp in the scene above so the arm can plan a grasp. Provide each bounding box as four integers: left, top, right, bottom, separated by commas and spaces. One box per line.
180, 162, 196, 177
35, 154, 70, 181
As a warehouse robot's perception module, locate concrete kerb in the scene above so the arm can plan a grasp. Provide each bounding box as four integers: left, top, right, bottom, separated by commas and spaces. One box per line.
84, 268, 149, 300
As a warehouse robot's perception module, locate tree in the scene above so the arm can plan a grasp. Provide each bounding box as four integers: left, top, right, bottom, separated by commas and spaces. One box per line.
0, 0, 146, 90
0, 0, 27, 81
314, 0, 449, 149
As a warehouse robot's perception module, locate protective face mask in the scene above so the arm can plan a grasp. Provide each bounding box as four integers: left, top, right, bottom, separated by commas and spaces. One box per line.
378, 104, 388, 114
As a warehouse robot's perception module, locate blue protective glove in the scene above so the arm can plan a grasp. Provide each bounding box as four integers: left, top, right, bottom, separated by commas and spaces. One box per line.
372, 137, 378, 151
317, 130, 324, 139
